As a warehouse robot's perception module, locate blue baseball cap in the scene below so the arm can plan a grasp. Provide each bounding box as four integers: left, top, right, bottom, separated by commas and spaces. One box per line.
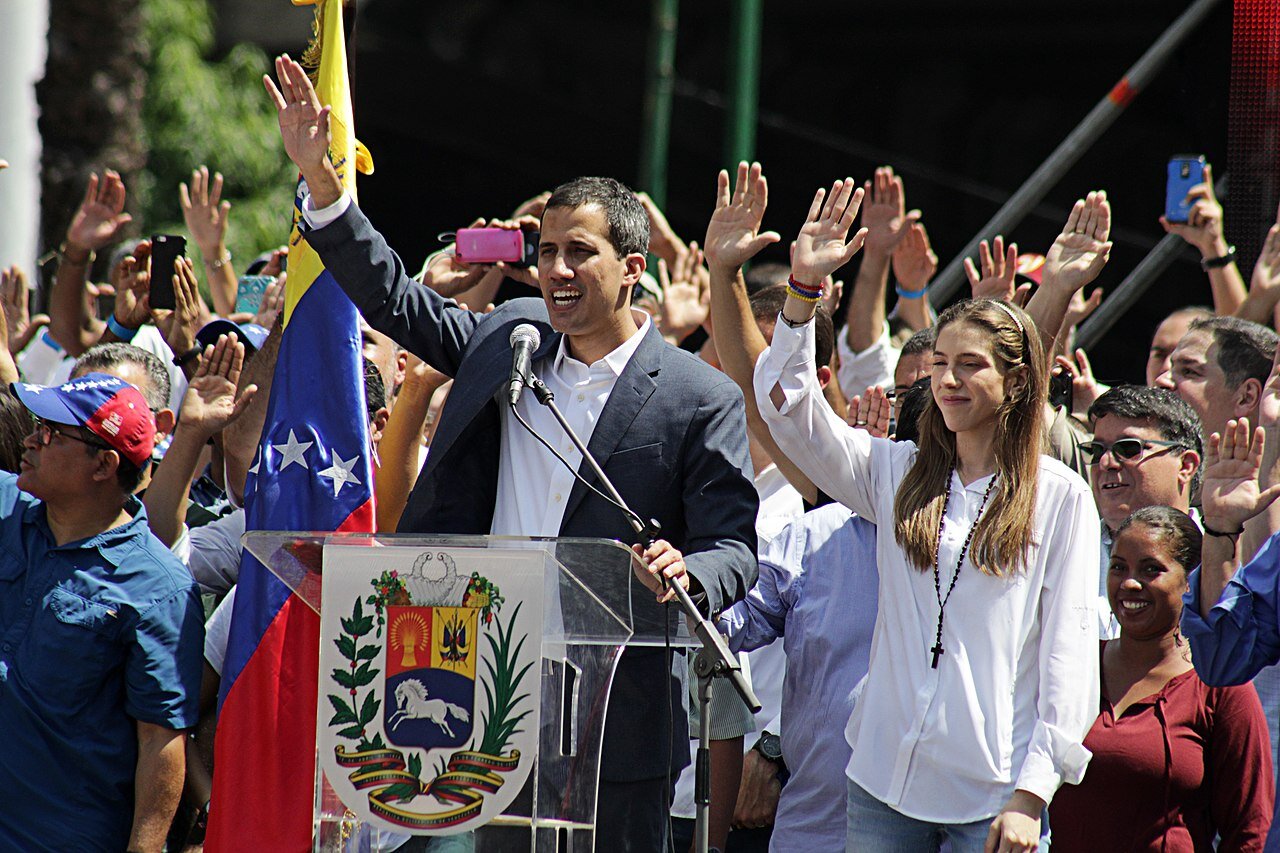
196, 320, 269, 355
12, 373, 156, 467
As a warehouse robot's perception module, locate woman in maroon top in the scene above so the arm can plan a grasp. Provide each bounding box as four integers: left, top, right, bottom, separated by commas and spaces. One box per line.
1050, 505, 1273, 851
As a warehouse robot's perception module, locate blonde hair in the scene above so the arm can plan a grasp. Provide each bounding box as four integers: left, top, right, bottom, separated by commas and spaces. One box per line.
893, 299, 1047, 576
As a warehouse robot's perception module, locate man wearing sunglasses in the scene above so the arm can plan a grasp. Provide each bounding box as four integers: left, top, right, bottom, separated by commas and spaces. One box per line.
0, 373, 204, 852
1085, 385, 1202, 545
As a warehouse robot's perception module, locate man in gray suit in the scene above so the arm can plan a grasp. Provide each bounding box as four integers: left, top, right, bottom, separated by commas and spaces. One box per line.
266, 56, 758, 849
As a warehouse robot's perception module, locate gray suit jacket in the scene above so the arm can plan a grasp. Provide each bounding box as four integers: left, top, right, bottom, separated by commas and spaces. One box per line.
306, 203, 758, 780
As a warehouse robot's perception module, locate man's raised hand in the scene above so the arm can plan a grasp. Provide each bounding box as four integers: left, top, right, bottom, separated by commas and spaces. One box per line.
860, 166, 919, 258
1202, 418, 1280, 534
1042, 191, 1112, 296
66, 170, 132, 253
791, 177, 867, 286
181, 334, 258, 439
0, 266, 49, 356
263, 54, 332, 176
703, 161, 781, 274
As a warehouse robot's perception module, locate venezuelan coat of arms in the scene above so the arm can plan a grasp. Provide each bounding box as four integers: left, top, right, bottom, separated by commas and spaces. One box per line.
317, 545, 544, 834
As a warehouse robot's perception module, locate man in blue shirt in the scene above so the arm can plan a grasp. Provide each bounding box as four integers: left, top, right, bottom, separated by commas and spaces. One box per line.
0, 373, 204, 852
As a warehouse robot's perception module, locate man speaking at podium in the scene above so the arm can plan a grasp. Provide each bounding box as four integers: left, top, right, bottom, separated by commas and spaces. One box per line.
266, 56, 758, 849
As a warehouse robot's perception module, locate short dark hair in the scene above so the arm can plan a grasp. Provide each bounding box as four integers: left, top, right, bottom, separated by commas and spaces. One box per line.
895, 376, 931, 444
900, 327, 936, 359
544, 177, 649, 258
743, 262, 790, 296
362, 356, 387, 426
73, 343, 171, 411
1088, 384, 1203, 491
749, 284, 835, 368
1189, 316, 1278, 389
1114, 505, 1203, 576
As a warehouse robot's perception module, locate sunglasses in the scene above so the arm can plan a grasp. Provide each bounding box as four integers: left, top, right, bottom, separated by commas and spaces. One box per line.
1080, 437, 1184, 465
31, 418, 112, 452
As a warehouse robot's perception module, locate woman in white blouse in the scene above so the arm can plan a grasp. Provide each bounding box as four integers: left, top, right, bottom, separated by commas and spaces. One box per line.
751, 177, 1101, 853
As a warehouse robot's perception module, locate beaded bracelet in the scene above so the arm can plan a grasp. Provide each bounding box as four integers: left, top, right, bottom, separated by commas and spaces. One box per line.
787, 275, 823, 303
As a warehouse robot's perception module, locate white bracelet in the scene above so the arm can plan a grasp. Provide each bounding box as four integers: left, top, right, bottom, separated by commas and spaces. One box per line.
206, 250, 232, 271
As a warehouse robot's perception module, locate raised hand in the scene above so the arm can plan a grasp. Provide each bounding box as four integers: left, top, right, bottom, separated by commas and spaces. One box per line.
860, 166, 920, 257
638, 191, 690, 266
263, 54, 332, 175
180, 333, 258, 439
1042, 191, 1113, 295
180, 166, 231, 257
155, 257, 207, 356
1253, 220, 1280, 294
0, 266, 50, 355
791, 177, 867, 286
657, 243, 709, 342
1054, 349, 1105, 415
111, 240, 153, 331
1258, 343, 1280, 430
66, 170, 132, 253
253, 273, 286, 328
511, 191, 551, 221
893, 222, 938, 294
703, 161, 782, 274
848, 385, 891, 438
1159, 163, 1225, 256
965, 235, 1018, 301
1201, 418, 1280, 533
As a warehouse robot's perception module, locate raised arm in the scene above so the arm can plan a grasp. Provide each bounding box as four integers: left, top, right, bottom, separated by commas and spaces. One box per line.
891, 221, 937, 332
1160, 163, 1247, 316
1198, 419, 1280, 617
843, 166, 918, 352
49, 170, 132, 355
1236, 213, 1280, 327
702, 162, 822, 503
180, 166, 236, 315
263, 54, 480, 371
1025, 191, 1112, 356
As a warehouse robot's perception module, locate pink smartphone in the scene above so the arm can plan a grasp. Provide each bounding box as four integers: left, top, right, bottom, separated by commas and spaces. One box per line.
455, 228, 529, 265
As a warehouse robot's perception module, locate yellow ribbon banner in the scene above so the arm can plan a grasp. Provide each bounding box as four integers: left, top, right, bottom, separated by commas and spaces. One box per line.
334, 744, 522, 830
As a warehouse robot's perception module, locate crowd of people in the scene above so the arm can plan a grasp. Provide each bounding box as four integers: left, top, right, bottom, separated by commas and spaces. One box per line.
5, 49, 1280, 853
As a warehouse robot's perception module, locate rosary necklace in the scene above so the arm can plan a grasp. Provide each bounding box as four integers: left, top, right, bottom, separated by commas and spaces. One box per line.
930, 470, 998, 669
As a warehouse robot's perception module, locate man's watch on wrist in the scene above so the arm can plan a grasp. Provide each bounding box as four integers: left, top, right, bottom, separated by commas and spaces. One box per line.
753, 731, 784, 765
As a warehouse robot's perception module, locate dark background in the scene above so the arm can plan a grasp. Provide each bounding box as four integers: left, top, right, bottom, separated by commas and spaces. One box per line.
227, 0, 1244, 385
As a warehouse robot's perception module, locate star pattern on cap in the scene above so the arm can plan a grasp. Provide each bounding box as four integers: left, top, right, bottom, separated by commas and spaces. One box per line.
318, 449, 362, 498
272, 429, 313, 471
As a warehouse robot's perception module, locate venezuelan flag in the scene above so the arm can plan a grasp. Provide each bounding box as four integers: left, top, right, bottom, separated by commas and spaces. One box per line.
207, 1, 375, 848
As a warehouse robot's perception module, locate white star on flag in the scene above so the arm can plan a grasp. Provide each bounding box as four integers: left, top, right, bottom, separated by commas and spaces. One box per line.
247, 450, 261, 475
272, 429, 313, 471
318, 450, 362, 497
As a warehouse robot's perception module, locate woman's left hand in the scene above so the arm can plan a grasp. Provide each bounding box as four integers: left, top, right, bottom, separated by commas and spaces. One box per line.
985, 790, 1044, 853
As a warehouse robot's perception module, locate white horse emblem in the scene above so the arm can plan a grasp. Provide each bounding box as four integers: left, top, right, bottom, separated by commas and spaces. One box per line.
388, 679, 471, 736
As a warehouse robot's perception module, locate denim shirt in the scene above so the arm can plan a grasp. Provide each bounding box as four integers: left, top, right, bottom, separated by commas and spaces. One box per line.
0, 472, 204, 852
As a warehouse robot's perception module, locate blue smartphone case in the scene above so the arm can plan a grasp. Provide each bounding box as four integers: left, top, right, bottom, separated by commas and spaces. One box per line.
1165, 156, 1206, 223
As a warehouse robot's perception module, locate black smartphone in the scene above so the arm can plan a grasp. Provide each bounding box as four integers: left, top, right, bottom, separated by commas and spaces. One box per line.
1049, 369, 1073, 410
149, 234, 186, 310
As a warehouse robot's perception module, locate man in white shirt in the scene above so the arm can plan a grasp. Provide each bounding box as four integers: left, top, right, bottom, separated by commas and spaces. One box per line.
265, 55, 758, 852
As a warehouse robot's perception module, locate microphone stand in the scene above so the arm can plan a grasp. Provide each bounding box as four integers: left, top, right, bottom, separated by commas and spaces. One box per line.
527, 375, 760, 853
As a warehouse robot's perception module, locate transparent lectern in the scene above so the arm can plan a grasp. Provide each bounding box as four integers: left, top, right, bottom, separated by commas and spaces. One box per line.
243, 533, 695, 853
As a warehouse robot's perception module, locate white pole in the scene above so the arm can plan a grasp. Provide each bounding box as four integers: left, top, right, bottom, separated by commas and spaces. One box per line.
0, 0, 50, 280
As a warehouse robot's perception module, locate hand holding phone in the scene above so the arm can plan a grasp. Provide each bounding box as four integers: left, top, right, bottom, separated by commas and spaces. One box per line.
149, 234, 187, 310
1164, 155, 1206, 224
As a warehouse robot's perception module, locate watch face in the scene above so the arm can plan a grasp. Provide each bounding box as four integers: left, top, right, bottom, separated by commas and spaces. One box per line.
758, 733, 782, 761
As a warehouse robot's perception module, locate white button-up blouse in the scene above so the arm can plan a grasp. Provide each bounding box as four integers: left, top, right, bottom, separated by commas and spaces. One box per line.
753, 315, 1100, 822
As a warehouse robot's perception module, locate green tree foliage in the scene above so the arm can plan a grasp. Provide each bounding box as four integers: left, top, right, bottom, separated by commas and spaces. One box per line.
137, 0, 295, 270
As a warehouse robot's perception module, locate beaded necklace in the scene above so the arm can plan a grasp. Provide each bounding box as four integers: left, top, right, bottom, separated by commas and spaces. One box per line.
930, 469, 998, 669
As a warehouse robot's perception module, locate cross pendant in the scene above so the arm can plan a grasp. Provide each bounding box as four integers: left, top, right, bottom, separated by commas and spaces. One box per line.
930, 642, 944, 669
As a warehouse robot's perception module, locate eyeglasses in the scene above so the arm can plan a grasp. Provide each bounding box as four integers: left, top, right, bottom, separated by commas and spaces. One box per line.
31, 418, 112, 452
1080, 437, 1184, 465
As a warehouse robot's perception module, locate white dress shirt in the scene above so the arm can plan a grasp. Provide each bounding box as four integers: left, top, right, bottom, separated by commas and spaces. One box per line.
753, 315, 1100, 823
490, 311, 650, 537
299, 189, 652, 538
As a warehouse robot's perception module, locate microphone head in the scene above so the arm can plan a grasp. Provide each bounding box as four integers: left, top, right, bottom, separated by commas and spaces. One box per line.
510, 324, 541, 349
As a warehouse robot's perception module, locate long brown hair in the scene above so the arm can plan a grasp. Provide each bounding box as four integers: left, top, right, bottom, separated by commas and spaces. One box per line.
893, 299, 1047, 576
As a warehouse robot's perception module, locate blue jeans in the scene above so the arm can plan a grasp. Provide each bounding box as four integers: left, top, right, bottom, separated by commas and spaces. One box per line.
845, 780, 1050, 853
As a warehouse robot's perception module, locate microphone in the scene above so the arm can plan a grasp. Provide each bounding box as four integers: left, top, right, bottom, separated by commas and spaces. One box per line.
508, 324, 540, 406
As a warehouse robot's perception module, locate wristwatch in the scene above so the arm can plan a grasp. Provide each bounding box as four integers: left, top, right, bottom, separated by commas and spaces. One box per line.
753, 731, 784, 765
